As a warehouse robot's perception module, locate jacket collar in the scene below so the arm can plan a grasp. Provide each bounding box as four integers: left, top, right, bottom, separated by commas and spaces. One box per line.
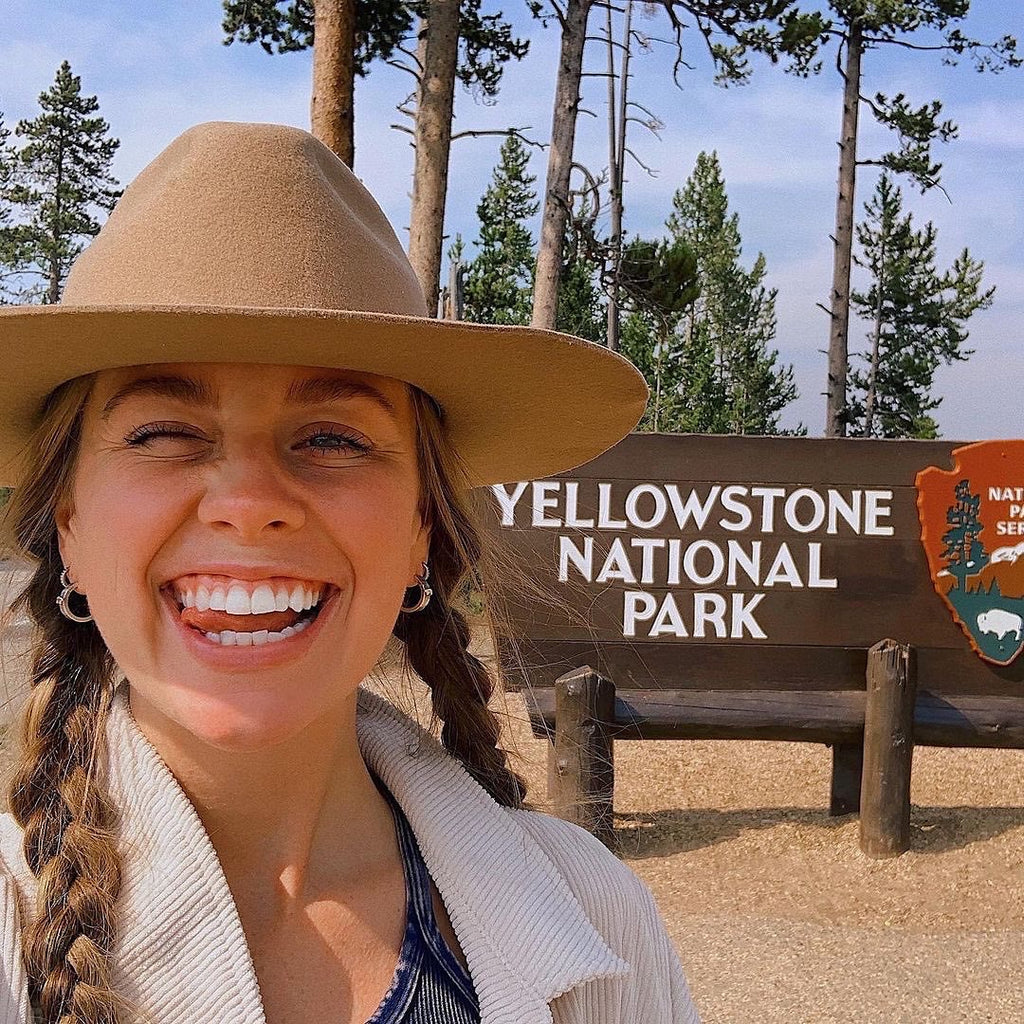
104, 685, 629, 1024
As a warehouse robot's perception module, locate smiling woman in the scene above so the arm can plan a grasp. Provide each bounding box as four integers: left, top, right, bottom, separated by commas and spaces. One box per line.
0, 121, 697, 1024
58, 362, 429, 754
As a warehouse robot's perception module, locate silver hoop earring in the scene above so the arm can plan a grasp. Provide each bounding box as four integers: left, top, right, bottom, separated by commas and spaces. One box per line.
400, 562, 433, 614
56, 568, 94, 624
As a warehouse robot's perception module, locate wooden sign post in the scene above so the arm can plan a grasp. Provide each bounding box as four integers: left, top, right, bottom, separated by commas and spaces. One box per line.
861, 641, 917, 858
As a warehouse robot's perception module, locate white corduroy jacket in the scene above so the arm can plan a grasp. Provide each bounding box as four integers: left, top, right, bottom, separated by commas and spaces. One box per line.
0, 686, 699, 1024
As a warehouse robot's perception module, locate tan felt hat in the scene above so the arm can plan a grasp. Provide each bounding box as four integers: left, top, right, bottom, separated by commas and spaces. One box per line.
0, 121, 647, 487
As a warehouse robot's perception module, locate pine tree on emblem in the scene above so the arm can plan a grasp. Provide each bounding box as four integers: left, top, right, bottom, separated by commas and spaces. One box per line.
9, 61, 120, 304
941, 479, 989, 591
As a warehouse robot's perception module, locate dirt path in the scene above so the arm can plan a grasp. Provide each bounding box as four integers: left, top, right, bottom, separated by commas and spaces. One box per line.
492, 688, 1024, 1023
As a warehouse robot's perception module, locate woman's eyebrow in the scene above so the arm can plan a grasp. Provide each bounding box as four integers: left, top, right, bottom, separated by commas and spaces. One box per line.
99, 373, 397, 420
101, 374, 215, 419
286, 375, 396, 415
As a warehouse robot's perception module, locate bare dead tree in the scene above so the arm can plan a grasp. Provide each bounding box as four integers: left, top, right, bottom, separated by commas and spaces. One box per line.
532, 0, 826, 332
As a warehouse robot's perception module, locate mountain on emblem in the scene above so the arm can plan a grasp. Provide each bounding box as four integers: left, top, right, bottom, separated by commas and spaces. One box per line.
916, 440, 1024, 667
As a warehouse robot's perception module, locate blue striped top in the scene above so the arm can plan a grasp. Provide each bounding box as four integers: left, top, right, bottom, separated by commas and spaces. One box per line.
366, 782, 481, 1024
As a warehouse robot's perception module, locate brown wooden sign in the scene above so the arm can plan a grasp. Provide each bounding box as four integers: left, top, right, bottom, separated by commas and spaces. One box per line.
487, 434, 1024, 697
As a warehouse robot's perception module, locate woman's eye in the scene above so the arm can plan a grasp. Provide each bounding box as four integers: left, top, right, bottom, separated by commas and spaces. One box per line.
120, 419, 206, 448
295, 425, 372, 458
120, 421, 210, 458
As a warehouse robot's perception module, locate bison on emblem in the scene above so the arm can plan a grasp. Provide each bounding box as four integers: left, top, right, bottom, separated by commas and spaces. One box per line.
977, 609, 1023, 643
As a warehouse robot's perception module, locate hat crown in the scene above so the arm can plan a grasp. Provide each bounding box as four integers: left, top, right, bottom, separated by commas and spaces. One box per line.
63, 121, 428, 316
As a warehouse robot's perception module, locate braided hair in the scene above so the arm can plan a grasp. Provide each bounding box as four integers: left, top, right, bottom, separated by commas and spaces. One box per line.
4, 375, 127, 1023
393, 390, 527, 808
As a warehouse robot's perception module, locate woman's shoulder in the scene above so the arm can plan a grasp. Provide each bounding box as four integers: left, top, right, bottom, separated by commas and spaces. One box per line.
505, 804, 671, 947
507, 804, 650, 911
504, 805, 699, 1023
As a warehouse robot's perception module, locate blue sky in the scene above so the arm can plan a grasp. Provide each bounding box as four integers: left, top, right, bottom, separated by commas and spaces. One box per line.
3, 1, 1021, 438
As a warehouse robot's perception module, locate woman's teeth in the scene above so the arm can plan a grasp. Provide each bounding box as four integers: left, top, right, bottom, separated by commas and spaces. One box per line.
204, 620, 311, 646
177, 581, 321, 615
172, 577, 326, 646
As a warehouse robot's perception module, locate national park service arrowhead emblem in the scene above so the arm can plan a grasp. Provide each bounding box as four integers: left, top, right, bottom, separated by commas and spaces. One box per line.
917, 440, 1024, 666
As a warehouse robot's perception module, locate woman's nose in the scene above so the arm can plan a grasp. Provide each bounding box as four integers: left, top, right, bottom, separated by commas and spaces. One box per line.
196, 447, 306, 540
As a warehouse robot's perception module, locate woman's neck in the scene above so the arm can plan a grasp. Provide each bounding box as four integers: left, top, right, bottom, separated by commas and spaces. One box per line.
127, 686, 399, 907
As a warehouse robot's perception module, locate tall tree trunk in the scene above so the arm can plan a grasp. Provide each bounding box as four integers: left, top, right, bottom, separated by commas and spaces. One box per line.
445, 247, 465, 319
408, 1, 460, 316
532, 0, 592, 330
605, 3, 619, 350
825, 21, 863, 437
863, 292, 884, 437
653, 340, 663, 432
48, 139, 64, 303
605, 0, 632, 352
864, 237, 887, 438
311, 0, 356, 167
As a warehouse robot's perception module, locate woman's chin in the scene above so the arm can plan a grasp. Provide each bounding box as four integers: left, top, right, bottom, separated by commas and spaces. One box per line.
129, 683, 348, 755
179, 710, 305, 753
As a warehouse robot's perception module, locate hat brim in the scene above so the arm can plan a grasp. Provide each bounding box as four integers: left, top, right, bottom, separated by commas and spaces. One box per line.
0, 305, 647, 488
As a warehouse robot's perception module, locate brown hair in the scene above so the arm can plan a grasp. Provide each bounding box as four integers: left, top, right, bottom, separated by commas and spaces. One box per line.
395, 391, 526, 808
2, 374, 525, 1024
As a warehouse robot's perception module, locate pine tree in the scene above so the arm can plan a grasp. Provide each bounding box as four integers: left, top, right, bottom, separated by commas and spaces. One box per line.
555, 219, 604, 344
463, 135, 538, 326
621, 309, 723, 432
9, 62, 120, 304
848, 174, 994, 439
0, 114, 13, 219
0, 112, 27, 302
814, 1, 1019, 437
667, 151, 799, 434
617, 236, 702, 432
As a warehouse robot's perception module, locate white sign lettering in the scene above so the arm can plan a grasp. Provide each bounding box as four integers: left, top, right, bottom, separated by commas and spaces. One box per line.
498, 480, 892, 641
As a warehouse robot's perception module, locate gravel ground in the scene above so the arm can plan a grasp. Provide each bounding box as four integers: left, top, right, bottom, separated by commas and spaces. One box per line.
1, 648, 1021, 1023
487, 685, 1024, 1024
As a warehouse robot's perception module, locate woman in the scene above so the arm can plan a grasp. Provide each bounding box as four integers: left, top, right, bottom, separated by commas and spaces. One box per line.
0, 121, 698, 1024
